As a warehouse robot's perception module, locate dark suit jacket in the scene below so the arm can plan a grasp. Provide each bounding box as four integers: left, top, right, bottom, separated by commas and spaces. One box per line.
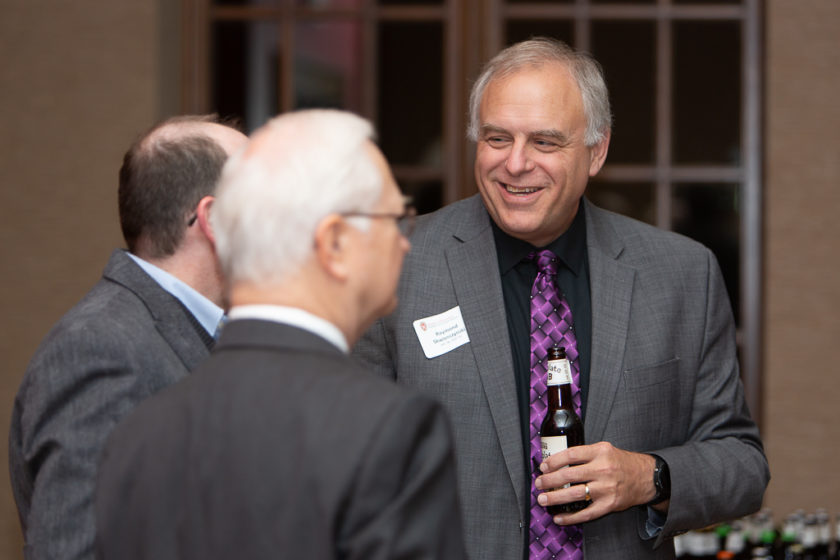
95, 320, 465, 560
354, 195, 770, 560
9, 249, 212, 560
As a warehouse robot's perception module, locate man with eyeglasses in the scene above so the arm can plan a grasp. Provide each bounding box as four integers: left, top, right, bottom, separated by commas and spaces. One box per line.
94, 109, 464, 560
9, 115, 247, 560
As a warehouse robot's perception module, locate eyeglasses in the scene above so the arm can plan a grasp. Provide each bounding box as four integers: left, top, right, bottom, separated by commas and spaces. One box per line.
341, 198, 417, 237
187, 214, 198, 227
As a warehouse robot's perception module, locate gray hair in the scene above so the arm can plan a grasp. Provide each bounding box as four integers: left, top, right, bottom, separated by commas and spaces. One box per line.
213, 109, 382, 286
467, 37, 612, 146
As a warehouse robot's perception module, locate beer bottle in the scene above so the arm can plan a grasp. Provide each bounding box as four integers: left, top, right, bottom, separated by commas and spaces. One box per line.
779, 514, 801, 560
539, 345, 588, 515
724, 522, 749, 560
815, 509, 831, 560
802, 514, 819, 560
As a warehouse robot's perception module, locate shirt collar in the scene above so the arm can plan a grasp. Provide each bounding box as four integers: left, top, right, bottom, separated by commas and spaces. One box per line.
226, 305, 350, 354
491, 200, 587, 275
127, 252, 224, 336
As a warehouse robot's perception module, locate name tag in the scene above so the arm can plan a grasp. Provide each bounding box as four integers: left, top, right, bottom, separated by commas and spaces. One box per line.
413, 306, 470, 359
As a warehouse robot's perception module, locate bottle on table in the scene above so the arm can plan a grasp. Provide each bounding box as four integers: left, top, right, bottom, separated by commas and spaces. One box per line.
801, 514, 819, 560
724, 522, 750, 560
778, 513, 801, 560
815, 509, 831, 560
833, 512, 840, 560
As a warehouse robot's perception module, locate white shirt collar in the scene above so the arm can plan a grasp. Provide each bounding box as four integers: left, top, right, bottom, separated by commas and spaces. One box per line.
127, 252, 224, 336
226, 305, 349, 354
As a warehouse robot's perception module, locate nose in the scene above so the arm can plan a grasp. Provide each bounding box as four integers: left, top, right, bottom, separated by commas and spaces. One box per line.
504, 140, 535, 175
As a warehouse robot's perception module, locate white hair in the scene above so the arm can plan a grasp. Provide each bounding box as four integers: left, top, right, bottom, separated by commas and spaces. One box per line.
213, 109, 382, 286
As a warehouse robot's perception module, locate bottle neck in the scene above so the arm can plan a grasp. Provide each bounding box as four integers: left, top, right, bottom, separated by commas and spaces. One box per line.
545, 357, 574, 409
546, 382, 575, 410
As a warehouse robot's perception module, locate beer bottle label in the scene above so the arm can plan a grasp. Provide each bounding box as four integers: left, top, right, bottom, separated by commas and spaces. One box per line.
541, 435, 568, 460
540, 435, 571, 489
546, 359, 572, 386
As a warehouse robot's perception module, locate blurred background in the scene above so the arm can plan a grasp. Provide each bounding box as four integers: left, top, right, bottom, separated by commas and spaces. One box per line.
1, 0, 838, 555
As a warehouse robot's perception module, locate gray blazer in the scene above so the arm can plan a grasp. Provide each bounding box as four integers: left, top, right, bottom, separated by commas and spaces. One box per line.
95, 320, 466, 560
9, 249, 212, 560
354, 195, 769, 560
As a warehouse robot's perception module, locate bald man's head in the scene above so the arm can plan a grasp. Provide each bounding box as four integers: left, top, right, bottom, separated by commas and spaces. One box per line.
118, 115, 246, 258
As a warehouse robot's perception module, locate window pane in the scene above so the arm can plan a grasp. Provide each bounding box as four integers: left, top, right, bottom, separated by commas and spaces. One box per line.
505, 20, 573, 46
507, 0, 571, 4
672, 183, 741, 323
591, 21, 656, 164
211, 21, 279, 132
297, 0, 363, 6
294, 21, 364, 112
673, 21, 741, 164
213, 0, 277, 5
674, 0, 740, 4
403, 180, 443, 217
379, 0, 442, 5
377, 22, 443, 167
587, 181, 655, 225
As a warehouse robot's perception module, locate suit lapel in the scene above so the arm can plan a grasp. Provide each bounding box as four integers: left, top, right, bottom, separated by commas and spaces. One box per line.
444, 197, 526, 508
433, 197, 636, 501
583, 200, 635, 443
103, 250, 211, 371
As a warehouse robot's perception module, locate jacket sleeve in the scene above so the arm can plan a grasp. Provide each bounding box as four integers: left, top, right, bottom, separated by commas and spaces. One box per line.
10, 320, 187, 560
653, 249, 770, 545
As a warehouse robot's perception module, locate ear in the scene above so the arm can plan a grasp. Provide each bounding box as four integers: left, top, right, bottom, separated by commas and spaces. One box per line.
195, 196, 216, 245
313, 214, 351, 282
588, 129, 611, 177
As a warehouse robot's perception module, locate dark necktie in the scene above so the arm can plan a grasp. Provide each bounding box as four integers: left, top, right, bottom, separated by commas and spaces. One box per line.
528, 249, 584, 560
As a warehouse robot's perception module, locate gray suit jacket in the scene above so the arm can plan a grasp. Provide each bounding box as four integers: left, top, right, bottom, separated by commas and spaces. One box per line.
9, 249, 212, 560
354, 195, 769, 560
95, 320, 466, 560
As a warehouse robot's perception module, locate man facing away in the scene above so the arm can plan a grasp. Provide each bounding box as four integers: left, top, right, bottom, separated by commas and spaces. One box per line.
9, 115, 247, 560
94, 109, 465, 560
354, 37, 769, 559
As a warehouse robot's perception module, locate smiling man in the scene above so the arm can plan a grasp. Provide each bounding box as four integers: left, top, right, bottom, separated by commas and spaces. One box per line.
354, 37, 769, 560
472, 61, 609, 248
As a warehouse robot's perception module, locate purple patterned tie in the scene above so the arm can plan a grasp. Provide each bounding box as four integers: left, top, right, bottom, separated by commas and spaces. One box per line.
528, 249, 583, 560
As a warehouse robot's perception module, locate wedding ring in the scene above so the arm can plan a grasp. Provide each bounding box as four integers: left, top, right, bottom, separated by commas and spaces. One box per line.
584, 484, 591, 502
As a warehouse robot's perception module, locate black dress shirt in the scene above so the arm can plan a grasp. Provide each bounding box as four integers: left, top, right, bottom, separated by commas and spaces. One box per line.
491, 202, 591, 555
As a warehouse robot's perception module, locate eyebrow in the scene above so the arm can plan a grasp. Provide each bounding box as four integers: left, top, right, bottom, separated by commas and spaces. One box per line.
479, 124, 570, 144
479, 124, 509, 137
531, 129, 570, 144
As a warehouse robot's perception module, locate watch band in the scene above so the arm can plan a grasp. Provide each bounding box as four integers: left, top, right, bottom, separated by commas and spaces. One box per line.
648, 454, 671, 506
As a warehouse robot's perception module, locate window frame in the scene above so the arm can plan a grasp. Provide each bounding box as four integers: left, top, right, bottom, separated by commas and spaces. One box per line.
181, 0, 764, 425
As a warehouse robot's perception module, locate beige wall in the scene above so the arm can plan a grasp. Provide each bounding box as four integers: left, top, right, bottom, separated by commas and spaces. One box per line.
763, 0, 840, 519
0, 1, 162, 555
0, 1, 838, 556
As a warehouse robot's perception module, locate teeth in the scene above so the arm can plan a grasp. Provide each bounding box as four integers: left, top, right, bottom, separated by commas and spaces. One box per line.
504, 184, 539, 194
